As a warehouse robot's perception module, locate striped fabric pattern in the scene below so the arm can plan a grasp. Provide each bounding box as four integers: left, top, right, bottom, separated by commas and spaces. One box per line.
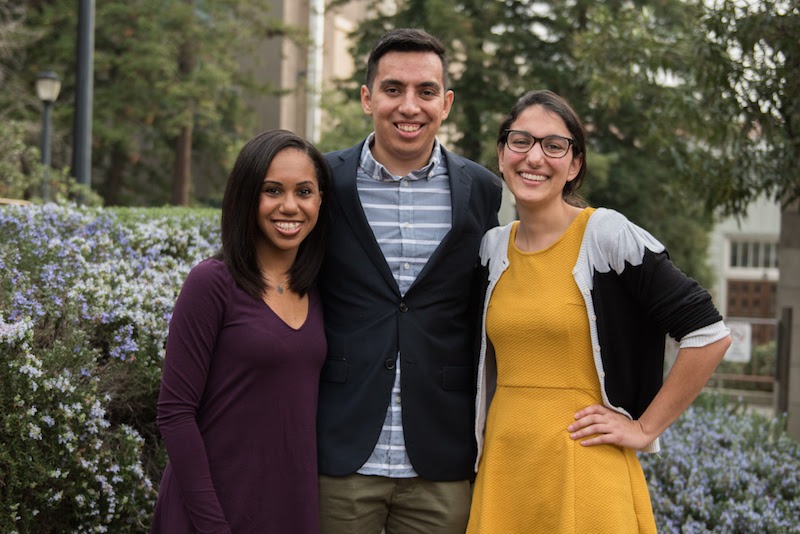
356, 134, 452, 477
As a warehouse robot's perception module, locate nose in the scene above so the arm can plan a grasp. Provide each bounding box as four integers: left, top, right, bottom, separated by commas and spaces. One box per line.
398, 93, 421, 115
525, 141, 546, 163
280, 194, 298, 213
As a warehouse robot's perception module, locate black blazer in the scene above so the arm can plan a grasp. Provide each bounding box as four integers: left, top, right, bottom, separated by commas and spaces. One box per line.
317, 141, 502, 481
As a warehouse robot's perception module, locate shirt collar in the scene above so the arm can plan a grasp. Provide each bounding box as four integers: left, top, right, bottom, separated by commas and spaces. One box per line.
359, 133, 443, 182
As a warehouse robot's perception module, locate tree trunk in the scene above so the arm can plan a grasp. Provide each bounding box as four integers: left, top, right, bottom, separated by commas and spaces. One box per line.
170, 124, 192, 206
170, 1, 195, 207
779, 200, 800, 438
103, 144, 127, 206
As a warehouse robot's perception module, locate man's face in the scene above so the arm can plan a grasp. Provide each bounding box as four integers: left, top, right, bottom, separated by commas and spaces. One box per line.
361, 50, 454, 176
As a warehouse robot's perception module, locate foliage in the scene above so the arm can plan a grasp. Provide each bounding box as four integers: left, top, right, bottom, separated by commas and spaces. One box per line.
693, 0, 799, 213
0, 1, 41, 119
1, 204, 798, 531
10, 1, 295, 206
0, 203, 220, 532
326, 0, 719, 285
642, 393, 800, 532
714, 340, 777, 392
0, 119, 102, 205
316, 86, 373, 154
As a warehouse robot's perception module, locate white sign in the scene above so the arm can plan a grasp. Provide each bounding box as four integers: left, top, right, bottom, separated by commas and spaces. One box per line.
725, 321, 752, 363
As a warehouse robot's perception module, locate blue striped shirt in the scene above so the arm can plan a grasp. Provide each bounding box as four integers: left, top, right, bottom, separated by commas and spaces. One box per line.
356, 133, 452, 478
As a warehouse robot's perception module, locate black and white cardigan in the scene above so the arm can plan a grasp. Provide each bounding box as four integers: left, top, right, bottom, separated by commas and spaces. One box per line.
474, 208, 729, 468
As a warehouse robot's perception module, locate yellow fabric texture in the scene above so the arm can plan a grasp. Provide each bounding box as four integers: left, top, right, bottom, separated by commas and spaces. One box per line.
468, 209, 657, 533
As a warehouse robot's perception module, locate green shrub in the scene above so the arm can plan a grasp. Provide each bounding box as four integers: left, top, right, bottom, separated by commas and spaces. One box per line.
642, 393, 800, 532
0, 203, 219, 532
2, 203, 799, 532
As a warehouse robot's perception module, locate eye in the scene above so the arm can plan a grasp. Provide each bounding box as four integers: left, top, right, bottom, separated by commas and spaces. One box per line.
543, 137, 568, 151
263, 186, 280, 196
510, 137, 531, 148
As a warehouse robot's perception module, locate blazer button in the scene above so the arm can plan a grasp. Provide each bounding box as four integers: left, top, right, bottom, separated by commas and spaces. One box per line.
399, 302, 408, 312
385, 359, 396, 370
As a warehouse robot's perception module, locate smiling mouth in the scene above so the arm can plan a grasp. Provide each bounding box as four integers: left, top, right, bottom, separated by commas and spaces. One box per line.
519, 172, 546, 182
397, 123, 422, 133
274, 221, 301, 232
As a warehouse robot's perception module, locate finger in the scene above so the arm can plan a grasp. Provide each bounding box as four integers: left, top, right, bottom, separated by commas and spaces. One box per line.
573, 404, 606, 419
567, 413, 606, 432
578, 433, 619, 446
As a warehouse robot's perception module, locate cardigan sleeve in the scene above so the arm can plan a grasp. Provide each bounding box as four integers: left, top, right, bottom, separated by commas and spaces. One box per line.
612, 222, 723, 341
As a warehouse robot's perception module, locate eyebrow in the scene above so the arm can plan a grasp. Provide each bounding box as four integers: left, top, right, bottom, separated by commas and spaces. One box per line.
379, 79, 442, 91
262, 179, 317, 187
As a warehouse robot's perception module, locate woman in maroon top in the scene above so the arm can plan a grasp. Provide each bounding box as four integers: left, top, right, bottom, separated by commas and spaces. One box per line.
151, 130, 330, 533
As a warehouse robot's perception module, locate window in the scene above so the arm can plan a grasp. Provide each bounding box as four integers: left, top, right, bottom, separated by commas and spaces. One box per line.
729, 239, 778, 268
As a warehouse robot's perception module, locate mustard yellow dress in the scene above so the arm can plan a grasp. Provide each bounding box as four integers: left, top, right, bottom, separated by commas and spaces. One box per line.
467, 209, 657, 533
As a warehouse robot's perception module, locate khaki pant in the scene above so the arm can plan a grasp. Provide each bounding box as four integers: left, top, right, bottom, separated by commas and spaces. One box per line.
319, 473, 472, 534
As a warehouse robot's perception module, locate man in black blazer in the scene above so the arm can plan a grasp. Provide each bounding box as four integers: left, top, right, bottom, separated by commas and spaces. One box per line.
317, 28, 502, 533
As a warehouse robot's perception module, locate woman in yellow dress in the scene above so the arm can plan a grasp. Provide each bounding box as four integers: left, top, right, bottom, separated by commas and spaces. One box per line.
467, 90, 732, 533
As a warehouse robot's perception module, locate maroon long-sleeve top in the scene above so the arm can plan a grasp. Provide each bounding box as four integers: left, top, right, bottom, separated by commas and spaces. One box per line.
151, 259, 325, 533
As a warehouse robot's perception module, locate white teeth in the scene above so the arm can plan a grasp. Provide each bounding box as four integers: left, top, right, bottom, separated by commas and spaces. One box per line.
520, 172, 546, 182
397, 124, 421, 132
275, 221, 301, 231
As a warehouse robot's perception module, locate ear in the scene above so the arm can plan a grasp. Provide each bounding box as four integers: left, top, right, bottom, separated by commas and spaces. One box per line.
566, 153, 583, 182
360, 85, 373, 115
497, 144, 506, 175
441, 89, 455, 120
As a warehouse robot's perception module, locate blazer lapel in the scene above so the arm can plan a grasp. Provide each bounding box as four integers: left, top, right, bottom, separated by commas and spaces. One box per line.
329, 144, 399, 293
410, 150, 473, 287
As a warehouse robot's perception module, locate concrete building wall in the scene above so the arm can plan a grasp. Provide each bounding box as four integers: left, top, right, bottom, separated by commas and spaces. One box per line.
707, 195, 781, 309
242, 0, 370, 139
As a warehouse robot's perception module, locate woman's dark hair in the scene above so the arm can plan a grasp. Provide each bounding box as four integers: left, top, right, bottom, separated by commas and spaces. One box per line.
216, 129, 330, 298
497, 90, 587, 206
365, 28, 449, 90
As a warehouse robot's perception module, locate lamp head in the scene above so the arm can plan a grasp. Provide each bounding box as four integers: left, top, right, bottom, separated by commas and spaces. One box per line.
36, 71, 61, 103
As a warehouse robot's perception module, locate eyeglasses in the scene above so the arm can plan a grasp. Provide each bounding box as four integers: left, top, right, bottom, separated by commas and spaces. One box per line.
503, 130, 574, 159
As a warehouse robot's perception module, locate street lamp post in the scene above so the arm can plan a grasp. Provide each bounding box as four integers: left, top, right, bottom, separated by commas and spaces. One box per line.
35, 70, 62, 202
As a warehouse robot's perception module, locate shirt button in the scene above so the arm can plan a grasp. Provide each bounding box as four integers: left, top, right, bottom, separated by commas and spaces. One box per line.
401, 180, 409, 187
385, 359, 396, 370
403, 262, 411, 270
399, 302, 408, 312
396, 395, 401, 404
403, 222, 412, 229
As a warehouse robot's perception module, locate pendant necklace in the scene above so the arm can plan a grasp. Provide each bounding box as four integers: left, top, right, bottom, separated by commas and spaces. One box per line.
275, 276, 289, 295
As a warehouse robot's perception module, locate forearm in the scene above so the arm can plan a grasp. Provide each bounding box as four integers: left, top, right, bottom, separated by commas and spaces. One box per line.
637, 335, 732, 442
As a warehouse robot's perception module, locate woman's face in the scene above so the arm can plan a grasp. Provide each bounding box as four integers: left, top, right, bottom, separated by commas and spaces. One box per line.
498, 104, 583, 210
255, 148, 323, 256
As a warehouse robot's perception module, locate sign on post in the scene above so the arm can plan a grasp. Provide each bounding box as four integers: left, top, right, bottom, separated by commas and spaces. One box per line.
725, 321, 752, 363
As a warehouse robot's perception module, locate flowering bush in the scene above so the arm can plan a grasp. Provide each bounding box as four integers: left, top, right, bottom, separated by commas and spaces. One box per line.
641, 393, 800, 532
2, 203, 799, 532
0, 203, 219, 533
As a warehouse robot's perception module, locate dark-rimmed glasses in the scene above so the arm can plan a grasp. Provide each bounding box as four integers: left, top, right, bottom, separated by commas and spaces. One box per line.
503, 130, 574, 159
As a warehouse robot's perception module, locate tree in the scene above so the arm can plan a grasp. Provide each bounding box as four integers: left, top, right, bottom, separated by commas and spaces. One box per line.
329, 0, 800, 436
17, 0, 293, 206
693, 0, 800, 437
325, 0, 717, 284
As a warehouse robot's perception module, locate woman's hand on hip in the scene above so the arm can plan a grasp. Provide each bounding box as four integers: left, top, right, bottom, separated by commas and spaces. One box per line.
567, 404, 654, 450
